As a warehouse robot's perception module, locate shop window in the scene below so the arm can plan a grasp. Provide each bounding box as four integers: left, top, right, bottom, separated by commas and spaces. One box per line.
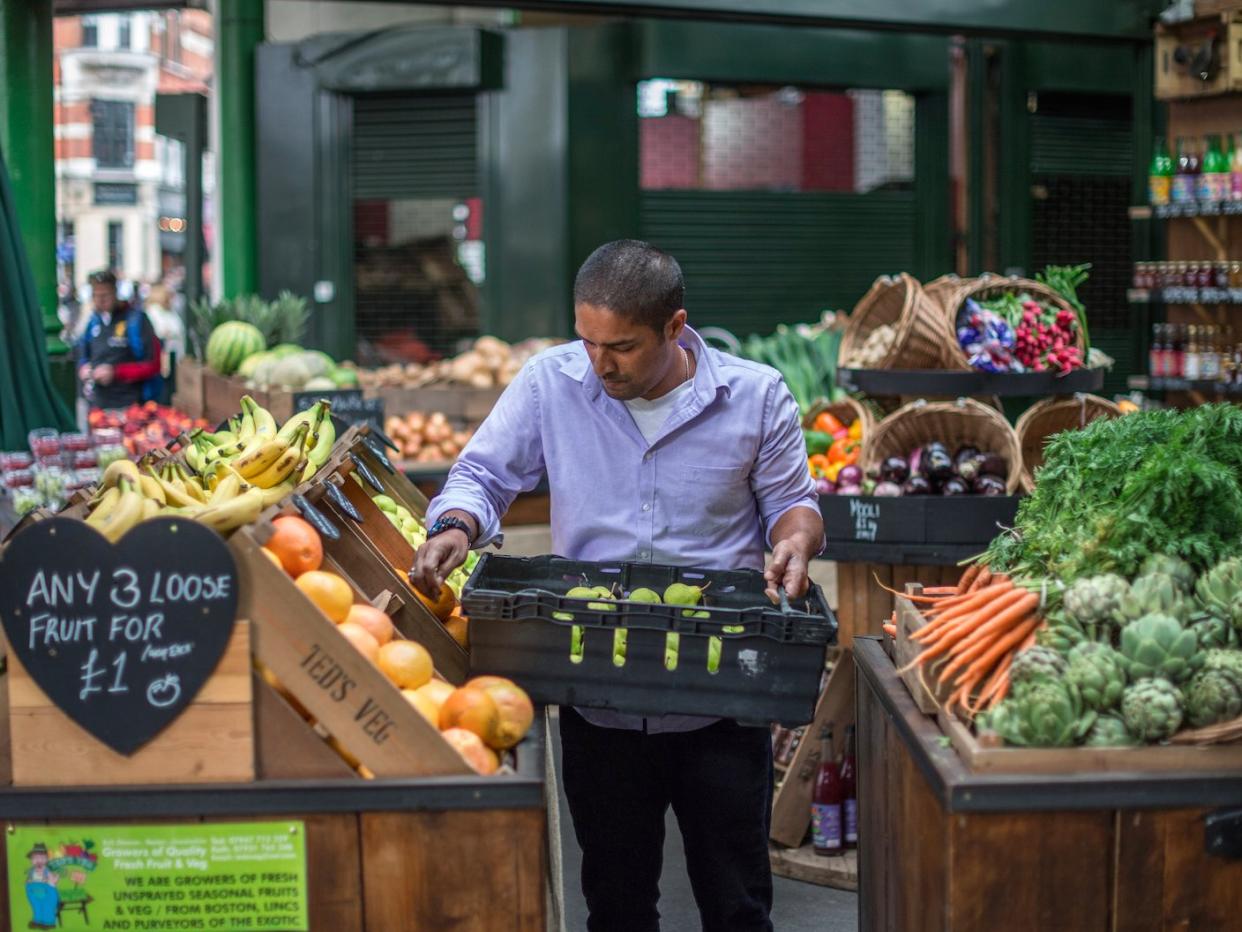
81, 16, 97, 48
638, 80, 914, 194
118, 15, 131, 50
92, 100, 134, 170
107, 220, 124, 273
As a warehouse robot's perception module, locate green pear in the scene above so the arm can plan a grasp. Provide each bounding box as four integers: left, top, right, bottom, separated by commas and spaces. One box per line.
664, 632, 680, 670
707, 636, 723, 673
681, 609, 711, 619
401, 517, 420, 535
566, 586, 597, 600
612, 629, 627, 666
569, 624, 585, 663
722, 624, 745, 633
590, 585, 615, 599
664, 582, 705, 606
587, 602, 617, 611
628, 587, 662, 603
373, 494, 398, 513
554, 611, 575, 622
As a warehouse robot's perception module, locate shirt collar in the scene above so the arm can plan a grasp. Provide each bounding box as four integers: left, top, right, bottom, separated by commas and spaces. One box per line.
558, 324, 730, 404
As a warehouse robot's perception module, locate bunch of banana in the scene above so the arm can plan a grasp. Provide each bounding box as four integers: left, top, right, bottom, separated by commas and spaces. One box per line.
183, 396, 335, 488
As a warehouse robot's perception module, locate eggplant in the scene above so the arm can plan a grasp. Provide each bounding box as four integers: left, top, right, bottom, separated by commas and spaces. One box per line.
977, 452, 1008, 478
953, 445, 981, 476
873, 481, 903, 497
836, 464, 863, 488
941, 476, 971, 496
815, 477, 837, 496
956, 453, 984, 483
920, 444, 954, 483
902, 475, 932, 496
879, 455, 910, 484
973, 473, 1007, 496
836, 483, 862, 496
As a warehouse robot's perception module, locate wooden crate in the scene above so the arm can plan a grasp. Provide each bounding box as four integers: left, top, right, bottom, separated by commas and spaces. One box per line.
835, 562, 961, 647
1156, 12, 1242, 100
373, 385, 503, 422
5, 623, 254, 786
895, 592, 952, 715
231, 528, 474, 778
173, 355, 206, 418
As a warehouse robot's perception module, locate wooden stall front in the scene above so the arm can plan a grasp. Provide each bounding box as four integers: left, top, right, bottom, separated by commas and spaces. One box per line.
854, 637, 1242, 931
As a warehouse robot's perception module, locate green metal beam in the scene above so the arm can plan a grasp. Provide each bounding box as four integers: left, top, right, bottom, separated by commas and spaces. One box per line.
0, 0, 65, 355
435, 0, 1161, 41
217, 0, 264, 297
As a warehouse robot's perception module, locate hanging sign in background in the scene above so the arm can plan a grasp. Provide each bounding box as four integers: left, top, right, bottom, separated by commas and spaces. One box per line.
0, 517, 239, 755
6, 821, 308, 931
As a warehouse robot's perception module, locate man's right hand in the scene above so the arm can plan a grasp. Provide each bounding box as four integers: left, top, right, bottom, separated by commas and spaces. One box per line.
410, 529, 470, 599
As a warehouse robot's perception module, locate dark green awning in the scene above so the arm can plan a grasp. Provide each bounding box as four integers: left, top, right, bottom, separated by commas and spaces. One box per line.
0, 143, 73, 447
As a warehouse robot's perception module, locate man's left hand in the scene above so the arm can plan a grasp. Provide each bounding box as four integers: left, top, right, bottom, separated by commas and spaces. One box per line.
764, 539, 810, 602
92, 364, 114, 385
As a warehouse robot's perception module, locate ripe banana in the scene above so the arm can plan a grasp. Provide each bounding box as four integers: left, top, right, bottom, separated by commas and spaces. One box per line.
150, 471, 203, 509
208, 471, 244, 506
236, 401, 257, 443
193, 486, 264, 534
259, 474, 300, 507
141, 498, 162, 520
171, 464, 210, 503
231, 433, 291, 480
99, 458, 140, 491
249, 429, 308, 489
87, 486, 122, 525
306, 412, 336, 466
94, 479, 144, 543
243, 395, 278, 438
138, 474, 167, 505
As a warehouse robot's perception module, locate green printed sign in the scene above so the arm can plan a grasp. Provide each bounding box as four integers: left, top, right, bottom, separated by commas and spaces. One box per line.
7, 821, 308, 931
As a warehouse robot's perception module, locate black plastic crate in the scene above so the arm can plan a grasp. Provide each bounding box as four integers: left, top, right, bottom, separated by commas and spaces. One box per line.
461, 554, 837, 726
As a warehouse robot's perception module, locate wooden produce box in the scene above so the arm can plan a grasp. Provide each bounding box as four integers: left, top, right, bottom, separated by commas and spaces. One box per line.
373, 384, 503, 422
202, 369, 381, 428
173, 354, 207, 418
1156, 11, 1242, 100
856, 637, 1242, 931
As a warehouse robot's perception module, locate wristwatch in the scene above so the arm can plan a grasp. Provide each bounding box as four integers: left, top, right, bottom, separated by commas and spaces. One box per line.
427, 515, 475, 545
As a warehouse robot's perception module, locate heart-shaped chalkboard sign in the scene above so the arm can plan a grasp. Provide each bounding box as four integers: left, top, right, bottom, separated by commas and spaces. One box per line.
0, 517, 239, 755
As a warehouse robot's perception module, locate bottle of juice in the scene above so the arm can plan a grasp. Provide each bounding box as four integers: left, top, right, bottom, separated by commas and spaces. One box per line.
1173, 138, 1195, 205
1232, 134, 1242, 201
1149, 137, 1173, 206
811, 725, 843, 856
839, 724, 858, 850
1200, 135, 1227, 203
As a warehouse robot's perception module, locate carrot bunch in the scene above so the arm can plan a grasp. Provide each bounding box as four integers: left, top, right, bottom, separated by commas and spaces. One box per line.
893, 564, 1045, 718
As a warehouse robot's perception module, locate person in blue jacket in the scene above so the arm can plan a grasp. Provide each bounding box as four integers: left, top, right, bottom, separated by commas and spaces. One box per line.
76, 269, 163, 409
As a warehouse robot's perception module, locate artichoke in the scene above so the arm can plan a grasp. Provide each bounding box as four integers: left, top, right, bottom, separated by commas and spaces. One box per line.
1115, 573, 1192, 625
1064, 641, 1127, 711
1121, 678, 1184, 742
1064, 573, 1130, 630
1140, 553, 1196, 593
1083, 713, 1140, 747
978, 678, 1094, 748
1189, 611, 1238, 651
1203, 647, 1242, 682
1036, 609, 1087, 654
1119, 613, 1202, 682
1009, 645, 1068, 687
1195, 557, 1242, 629
1184, 667, 1242, 728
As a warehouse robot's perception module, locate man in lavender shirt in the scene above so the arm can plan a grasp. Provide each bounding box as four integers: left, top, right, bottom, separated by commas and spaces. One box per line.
412, 240, 823, 932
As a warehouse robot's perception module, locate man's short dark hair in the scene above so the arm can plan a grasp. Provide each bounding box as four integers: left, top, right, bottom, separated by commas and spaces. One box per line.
573, 240, 684, 333
88, 269, 117, 287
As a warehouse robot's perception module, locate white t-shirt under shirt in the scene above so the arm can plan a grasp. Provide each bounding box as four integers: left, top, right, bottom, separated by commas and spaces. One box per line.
622, 378, 696, 443
576, 376, 717, 735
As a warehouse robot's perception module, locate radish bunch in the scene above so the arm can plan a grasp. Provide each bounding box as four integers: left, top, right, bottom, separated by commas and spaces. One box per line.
1013, 301, 1081, 374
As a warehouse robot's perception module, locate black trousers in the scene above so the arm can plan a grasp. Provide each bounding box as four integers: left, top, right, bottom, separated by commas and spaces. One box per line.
559, 707, 775, 932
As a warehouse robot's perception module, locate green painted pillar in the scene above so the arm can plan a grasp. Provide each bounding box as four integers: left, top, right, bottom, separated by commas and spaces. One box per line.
0, 0, 66, 356
217, 0, 264, 297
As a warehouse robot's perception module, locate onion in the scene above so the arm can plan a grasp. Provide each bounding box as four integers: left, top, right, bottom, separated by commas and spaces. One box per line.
837, 464, 863, 487
814, 477, 836, 496
836, 483, 863, 496
873, 481, 903, 497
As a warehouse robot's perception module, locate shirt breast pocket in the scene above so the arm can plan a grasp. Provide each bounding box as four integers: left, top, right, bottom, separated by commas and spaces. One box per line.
668, 463, 751, 526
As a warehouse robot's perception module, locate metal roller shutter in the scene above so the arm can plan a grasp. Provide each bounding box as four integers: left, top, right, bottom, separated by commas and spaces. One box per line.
352, 93, 477, 199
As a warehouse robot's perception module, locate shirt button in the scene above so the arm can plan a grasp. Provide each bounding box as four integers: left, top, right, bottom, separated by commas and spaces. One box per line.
643, 452, 652, 461
642, 503, 650, 512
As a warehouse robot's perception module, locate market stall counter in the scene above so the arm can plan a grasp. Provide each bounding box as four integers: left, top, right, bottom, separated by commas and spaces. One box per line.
854, 636, 1242, 931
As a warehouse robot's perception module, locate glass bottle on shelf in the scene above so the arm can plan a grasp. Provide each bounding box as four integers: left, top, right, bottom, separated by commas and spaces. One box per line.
1150, 323, 1165, 378
811, 725, 843, 856
1185, 325, 1202, 381
1231, 261, 1242, 289
1202, 135, 1229, 203
1232, 134, 1242, 201
840, 725, 858, 850
1173, 138, 1196, 205
1199, 262, 1214, 289
1177, 261, 1192, 287
1217, 261, 1232, 290
1172, 323, 1186, 379
1202, 326, 1220, 381
1150, 136, 1173, 206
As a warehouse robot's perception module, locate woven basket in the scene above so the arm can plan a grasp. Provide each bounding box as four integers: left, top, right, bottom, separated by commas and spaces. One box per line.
838, 273, 960, 370
944, 274, 1084, 370
865, 397, 1023, 494
1014, 394, 1121, 493
923, 274, 969, 315
802, 397, 877, 464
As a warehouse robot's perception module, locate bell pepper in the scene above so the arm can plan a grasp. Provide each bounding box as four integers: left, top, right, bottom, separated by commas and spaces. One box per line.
827, 436, 860, 466
813, 411, 845, 434
807, 454, 830, 477
825, 460, 845, 482
802, 430, 834, 456
848, 418, 863, 440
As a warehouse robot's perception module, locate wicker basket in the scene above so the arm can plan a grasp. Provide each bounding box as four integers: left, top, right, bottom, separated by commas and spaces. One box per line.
944, 274, 1084, 370
865, 397, 1023, 494
802, 397, 877, 464
923, 274, 969, 315
1014, 394, 1121, 493
838, 273, 960, 371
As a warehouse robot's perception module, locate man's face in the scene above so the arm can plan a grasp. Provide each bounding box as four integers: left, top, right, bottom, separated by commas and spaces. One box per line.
575, 303, 685, 400
32, 853, 47, 868
91, 283, 118, 315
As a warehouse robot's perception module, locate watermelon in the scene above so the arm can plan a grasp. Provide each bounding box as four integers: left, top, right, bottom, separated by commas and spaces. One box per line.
206, 322, 265, 375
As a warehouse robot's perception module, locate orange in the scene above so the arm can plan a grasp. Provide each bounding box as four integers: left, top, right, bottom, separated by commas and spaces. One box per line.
295, 570, 354, 622
346, 604, 395, 645
337, 622, 380, 662
443, 610, 469, 649
439, 686, 500, 746
416, 678, 455, 711
260, 547, 284, 570
402, 689, 441, 726
377, 639, 434, 690
467, 677, 534, 750
267, 515, 323, 576
441, 727, 499, 775
413, 583, 458, 622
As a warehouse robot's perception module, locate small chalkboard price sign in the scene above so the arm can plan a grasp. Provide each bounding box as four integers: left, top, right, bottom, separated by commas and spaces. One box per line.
0, 516, 239, 755
292, 389, 383, 430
